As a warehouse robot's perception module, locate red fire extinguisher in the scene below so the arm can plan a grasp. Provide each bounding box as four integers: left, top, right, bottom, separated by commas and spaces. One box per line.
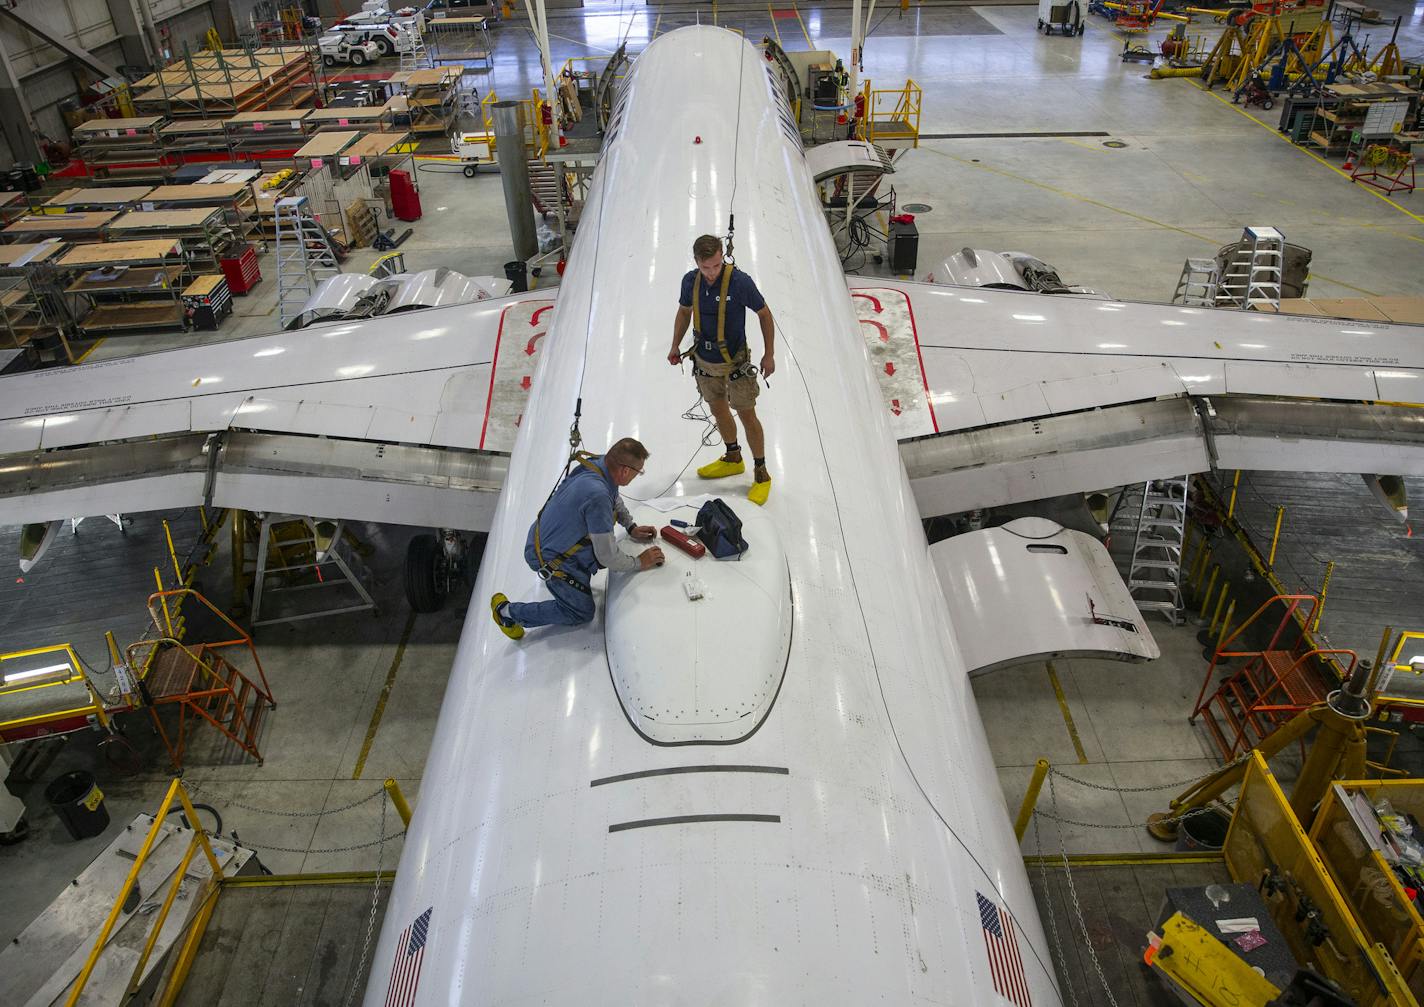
853, 92, 866, 123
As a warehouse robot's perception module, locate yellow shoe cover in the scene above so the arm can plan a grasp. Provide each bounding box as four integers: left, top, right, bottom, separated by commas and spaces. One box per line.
697, 458, 746, 479
748, 478, 772, 506
490, 592, 524, 640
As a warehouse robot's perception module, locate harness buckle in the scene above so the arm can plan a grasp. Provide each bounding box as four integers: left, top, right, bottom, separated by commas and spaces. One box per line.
536, 566, 553, 583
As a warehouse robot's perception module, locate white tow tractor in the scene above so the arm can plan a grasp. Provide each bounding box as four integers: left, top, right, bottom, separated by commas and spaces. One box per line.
319, 33, 381, 66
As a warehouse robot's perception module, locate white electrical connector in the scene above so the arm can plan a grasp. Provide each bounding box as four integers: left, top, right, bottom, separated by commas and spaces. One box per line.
683, 572, 706, 601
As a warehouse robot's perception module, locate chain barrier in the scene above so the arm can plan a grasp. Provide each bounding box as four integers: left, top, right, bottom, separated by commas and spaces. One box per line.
344, 798, 389, 1007
1029, 758, 1240, 1003
185, 780, 387, 818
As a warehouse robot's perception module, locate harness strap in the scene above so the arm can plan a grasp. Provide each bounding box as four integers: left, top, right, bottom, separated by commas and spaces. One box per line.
691, 264, 736, 365
533, 451, 615, 588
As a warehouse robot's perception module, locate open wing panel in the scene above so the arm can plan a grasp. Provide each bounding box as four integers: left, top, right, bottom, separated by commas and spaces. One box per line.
849, 278, 1424, 514
0, 292, 553, 530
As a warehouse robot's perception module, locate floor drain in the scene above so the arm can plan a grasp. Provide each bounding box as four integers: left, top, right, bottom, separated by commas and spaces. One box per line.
1103, 140, 1128, 148
903, 203, 932, 213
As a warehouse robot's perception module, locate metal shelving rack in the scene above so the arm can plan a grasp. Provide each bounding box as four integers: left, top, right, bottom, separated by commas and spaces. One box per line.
223, 108, 314, 158
54, 239, 188, 338
71, 117, 171, 184
105, 206, 233, 276
158, 119, 234, 165
130, 42, 324, 120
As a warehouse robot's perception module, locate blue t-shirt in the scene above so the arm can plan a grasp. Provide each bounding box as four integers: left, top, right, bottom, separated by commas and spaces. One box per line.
523, 456, 618, 584
679, 266, 766, 363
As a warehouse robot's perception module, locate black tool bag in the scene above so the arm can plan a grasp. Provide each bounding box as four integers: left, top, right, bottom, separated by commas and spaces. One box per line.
696, 498, 748, 559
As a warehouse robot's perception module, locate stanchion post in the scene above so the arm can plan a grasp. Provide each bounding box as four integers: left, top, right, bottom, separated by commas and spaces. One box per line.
1313, 561, 1335, 632
384, 778, 413, 827
1268, 506, 1285, 568
1014, 759, 1050, 843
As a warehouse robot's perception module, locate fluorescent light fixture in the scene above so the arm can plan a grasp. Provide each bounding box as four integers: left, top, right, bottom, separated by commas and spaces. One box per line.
1341, 329, 1374, 336
1239, 343, 1266, 349
253, 346, 286, 358
1097, 342, 1127, 349
1160, 320, 1186, 327
3, 662, 72, 685
958, 297, 985, 304
1012, 314, 1046, 322
337, 364, 375, 378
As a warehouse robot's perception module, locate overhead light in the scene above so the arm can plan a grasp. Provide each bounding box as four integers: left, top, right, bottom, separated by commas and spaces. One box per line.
1012, 313, 1046, 322
3, 662, 72, 686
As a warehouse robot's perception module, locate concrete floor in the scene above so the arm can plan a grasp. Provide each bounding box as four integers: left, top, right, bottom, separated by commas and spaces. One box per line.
5, 0, 1424, 998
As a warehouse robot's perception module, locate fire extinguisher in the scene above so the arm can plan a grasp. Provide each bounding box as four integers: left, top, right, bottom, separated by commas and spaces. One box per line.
540, 102, 552, 127
853, 92, 866, 124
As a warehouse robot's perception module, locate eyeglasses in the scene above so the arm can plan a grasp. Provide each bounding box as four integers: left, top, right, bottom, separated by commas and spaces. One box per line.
624, 464, 644, 477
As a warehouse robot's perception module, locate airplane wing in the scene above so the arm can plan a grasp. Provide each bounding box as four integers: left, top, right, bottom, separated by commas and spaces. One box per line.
0, 291, 558, 530
848, 277, 1424, 516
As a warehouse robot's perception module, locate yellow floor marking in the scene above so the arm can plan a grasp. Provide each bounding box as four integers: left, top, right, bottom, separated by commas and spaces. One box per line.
72, 339, 105, 363
795, 2, 811, 46
353, 610, 417, 780
652, 11, 662, 37
768, 3, 782, 46
921, 144, 1382, 295
1047, 661, 1089, 764
1190, 80, 1424, 227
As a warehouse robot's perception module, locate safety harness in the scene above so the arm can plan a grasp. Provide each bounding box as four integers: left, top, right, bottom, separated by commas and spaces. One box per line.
691, 264, 737, 364
532, 451, 615, 596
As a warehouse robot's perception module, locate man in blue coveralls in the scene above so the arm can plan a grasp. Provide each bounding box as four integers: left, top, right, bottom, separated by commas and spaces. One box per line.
490, 438, 665, 640
668, 234, 777, 506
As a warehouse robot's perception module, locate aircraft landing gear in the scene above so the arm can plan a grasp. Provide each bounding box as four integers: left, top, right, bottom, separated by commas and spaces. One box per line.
404, 529, 484, 613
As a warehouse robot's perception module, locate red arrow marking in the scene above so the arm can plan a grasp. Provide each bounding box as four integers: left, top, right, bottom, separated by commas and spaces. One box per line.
530, 305, 552, 326
525, 331, 545, 356
891, 399, 902, 416
520, 375, 531, 390
885, 362, 896, 376
852, 292, 884, 313
860, 319, 889, 343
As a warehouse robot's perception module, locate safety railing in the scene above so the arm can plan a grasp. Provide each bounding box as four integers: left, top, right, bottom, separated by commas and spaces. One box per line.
64, 778, 226, 1007
859, 78, 922, 147
0, 643, 110, 737
146, 588, 272, 698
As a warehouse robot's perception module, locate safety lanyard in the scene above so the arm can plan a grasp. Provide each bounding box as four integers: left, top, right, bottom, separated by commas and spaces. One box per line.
533, 452, 615, 582
691, 264, 736, 364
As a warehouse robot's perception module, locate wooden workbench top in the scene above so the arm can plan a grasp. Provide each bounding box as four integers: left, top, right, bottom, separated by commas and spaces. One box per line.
144, 182, 254, 202
72, 116, 165, 135
306, 105, 392, 122
388, 67, 465, 87
0, 241, 66, 267
109, 208, 223, 231
226, 108, 312, 125
427, 15, 487, 25
183, 274, 226, 297
295, 131, 361, 159
160, 118, 230, 135
57, 239, 182, 266
341, 131, 413, 158
4, 211, 118, 235
44, 186, 154, 208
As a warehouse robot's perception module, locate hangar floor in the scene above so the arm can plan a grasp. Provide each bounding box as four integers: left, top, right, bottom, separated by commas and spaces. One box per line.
3, 1, 1424, 1003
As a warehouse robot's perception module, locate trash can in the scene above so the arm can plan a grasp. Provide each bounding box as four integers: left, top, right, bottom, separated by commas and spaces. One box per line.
1175, 808, 1230, 853
504, 260, 528, 294
45, 770, 109, 840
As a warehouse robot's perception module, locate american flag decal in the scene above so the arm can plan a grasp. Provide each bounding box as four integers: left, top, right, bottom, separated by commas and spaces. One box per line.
977, 891, 1032, 1007
384, 907, 433, 1007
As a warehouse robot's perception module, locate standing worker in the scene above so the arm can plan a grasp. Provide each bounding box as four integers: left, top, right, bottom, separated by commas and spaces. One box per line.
668, 234, 777, 506
491, 438, 664, 639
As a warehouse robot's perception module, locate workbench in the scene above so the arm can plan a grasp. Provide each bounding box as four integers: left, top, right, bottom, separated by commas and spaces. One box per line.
106, 207, 231, 273
0, 241, 66, 352
143, 182, 259, 242
56, 238, 187, 337
223, 108, 313, 155
42, 186, 154, 213
1, 211, 118, 243
304, 104, 396, 133
426, 16, 491, 68
71, 116, 170, 183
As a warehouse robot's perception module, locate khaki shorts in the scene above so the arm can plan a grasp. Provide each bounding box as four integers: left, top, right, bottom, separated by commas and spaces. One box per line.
694, 355, 760, 411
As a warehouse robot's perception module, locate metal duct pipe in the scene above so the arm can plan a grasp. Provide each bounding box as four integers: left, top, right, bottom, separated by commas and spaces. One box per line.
491, 101, 538, 262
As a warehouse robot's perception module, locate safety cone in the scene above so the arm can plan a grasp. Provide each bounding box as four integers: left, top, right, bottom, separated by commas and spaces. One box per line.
1342, 150, 1355, 171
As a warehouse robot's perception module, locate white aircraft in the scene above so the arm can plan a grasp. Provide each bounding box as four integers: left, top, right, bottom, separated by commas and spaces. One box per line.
3, 26, 1424, 1005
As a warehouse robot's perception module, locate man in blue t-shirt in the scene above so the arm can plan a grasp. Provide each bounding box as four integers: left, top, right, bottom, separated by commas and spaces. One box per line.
667, 234, 777, 506
490, 438, 665, 640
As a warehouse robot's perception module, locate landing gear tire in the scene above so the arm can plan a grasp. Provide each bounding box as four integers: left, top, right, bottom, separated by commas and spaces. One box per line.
405, 533, 447, 613
463, 165, 477, 177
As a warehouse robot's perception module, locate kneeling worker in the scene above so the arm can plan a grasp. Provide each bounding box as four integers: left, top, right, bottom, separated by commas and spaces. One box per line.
668, 234, 776, 505
491, 438, 665, 640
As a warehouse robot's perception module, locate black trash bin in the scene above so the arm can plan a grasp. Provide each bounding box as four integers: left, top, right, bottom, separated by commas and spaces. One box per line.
45, 770, 109, 840
504, 260, 528, 293
1175, 808, 1230, 852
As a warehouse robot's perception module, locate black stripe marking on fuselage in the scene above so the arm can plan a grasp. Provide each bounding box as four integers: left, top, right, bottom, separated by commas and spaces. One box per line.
590, 765, 790, 787
609, 814, 781, 833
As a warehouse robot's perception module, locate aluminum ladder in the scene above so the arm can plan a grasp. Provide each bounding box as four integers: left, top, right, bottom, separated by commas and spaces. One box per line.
274, 196, 339, 329
399, 23, 432, 71
1172, 257, 1219, 306
1125, 477, 1189, 624
1215, 225, 1285, 310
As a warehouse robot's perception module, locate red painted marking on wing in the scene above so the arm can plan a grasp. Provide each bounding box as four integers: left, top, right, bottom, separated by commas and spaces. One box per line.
851, 291, 883, 313
520, 375, 531, 390
860, 318, 889, 343
885, 362, 895, 376
891, 399, 902, 416
525, 331, 545, 356
530, 305, 552, 326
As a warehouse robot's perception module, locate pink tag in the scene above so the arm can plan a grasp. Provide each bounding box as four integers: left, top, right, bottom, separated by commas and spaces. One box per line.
1234, 931, 1267, 953
338, 118, 349, 126
253, 122, 265, 131
125, 128, 137, 136
349, 155, 361, 165
311, 158, 324, 169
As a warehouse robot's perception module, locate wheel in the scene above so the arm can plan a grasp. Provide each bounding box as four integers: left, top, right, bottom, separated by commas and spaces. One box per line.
375, 37, 393, 57
351, 49, 367, 66
463, 165, 477, 177
1262, 98, 1274, 109
323, 54, 336, 66
405, 533, 447, 613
